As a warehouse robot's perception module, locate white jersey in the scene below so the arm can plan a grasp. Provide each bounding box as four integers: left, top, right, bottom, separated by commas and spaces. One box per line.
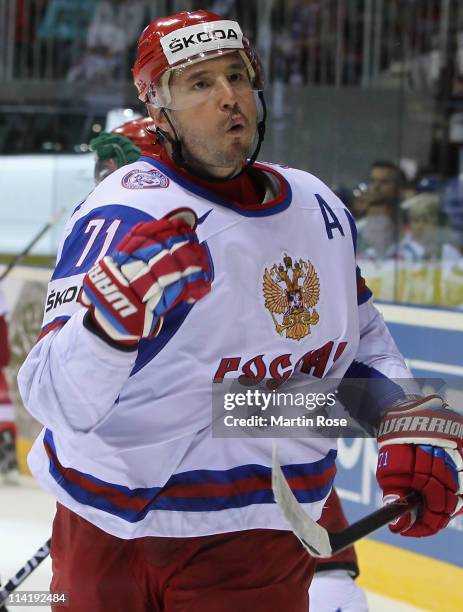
18, 156, 412, 539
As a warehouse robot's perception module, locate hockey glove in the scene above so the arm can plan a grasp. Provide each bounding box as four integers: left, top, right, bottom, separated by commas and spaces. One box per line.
376, 395, 463, 537
80, 208, 211, 347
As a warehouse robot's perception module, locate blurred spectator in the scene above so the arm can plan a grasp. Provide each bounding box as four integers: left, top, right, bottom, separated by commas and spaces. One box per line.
38, 0, 96, 78
401, 178, 417, 203
366, 160, 405, 208
400, 193, 452, 261
442, 175, 463, 252
355, 161, 405, 301
0, 285, 18, 484
67, 0, 146, 83
415, 167, 444, 194
356, 161, 405, 260
398, 193, 463, 306
40, 0, 95, 41
208, 0, 236, 18
288, 0, 322, 85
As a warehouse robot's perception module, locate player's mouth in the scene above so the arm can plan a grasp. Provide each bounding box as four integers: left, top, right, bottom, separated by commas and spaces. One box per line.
226, 115, 246, 135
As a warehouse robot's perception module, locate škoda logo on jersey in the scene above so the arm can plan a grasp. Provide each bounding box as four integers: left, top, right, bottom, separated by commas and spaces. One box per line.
263, 254, 320, 341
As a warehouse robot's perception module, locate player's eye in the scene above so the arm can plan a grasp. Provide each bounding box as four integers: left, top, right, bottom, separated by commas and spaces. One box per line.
228, 72, 245, 83
192, 80, 210, 91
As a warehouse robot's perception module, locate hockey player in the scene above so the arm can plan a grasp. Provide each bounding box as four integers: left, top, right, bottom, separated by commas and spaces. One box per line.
111, 116, 158, 150
94, 115, 369, 612
93, 117, 368, 612
91, 117, 158, 183
18, 10, 463, 612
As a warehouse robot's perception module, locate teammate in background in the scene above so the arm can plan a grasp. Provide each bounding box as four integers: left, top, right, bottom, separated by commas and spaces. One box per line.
18, 10, 463, 612
93, 118, 369, 612
0, 284, 18, 484
91, 117, 158, 183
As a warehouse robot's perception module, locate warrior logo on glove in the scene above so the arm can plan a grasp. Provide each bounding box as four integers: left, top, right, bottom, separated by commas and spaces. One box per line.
80, 208, 211, 346
376, 395, 463, 537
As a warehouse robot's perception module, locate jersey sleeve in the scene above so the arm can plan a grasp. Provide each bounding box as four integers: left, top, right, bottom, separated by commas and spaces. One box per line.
17, 202, 154, 434
355, 271, 412, 382
42, 204, 154, 331
340, 210, 420, 429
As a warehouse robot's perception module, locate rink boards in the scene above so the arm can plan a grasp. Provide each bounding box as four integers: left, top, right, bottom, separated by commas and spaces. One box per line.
337, 302, 463, 610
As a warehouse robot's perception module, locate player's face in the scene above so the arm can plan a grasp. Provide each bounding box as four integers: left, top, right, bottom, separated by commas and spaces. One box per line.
160, 53, 258, 178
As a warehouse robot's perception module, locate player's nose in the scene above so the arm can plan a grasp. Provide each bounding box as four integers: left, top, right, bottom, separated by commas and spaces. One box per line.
216, 76, 238, 109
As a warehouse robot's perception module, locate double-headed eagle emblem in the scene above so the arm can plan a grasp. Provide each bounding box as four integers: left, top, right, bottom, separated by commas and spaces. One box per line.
263, 254, 320, 340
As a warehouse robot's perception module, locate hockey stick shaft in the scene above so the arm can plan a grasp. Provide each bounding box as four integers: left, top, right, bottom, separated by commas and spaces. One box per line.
324, 492, 421, 555
0, 577, 8, 612
0, 210, 65, 282
272, 443, 422, 557
0, 539, 51, 605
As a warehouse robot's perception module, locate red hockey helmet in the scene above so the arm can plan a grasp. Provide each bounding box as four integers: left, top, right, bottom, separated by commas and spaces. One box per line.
132, 10, 264, 108
112, 117, 157, 151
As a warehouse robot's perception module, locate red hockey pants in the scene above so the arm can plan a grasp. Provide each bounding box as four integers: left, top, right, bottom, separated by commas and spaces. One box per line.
51, 503, 316, 611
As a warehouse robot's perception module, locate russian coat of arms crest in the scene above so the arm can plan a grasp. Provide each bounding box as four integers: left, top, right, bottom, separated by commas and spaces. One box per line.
263, 255, 320, 340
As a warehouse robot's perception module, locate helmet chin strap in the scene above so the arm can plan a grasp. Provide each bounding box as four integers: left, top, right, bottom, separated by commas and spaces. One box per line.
156, 92, 267, 183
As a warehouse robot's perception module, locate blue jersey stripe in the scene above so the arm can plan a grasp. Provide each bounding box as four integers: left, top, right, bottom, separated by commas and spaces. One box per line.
44, 430, 336, 522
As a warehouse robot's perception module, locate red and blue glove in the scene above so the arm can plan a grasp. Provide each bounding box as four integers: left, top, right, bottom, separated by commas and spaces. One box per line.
80, 208, 211, 347
376, 395, 463, 536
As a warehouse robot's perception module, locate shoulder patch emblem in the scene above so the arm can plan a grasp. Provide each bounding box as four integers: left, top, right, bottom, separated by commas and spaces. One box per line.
122, 169, 169, 189
263, 254, 320, 340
